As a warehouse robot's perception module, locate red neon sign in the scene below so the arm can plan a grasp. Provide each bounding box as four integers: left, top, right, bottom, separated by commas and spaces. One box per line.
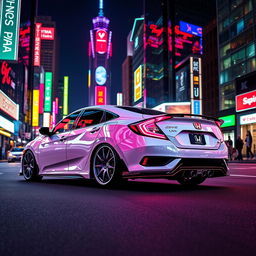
34, 23, 42, 66
1, 61, 11, 85
236, 90, 256, 112
95, 86, 106, 105
40, 27, 55, 40
96, 29, 108, 54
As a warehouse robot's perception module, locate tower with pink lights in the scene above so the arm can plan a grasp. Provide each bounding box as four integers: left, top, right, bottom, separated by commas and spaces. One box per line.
88, 0, 112, 105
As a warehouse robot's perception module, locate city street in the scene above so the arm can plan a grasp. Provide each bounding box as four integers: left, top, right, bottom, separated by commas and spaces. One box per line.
0, 162, 255, 256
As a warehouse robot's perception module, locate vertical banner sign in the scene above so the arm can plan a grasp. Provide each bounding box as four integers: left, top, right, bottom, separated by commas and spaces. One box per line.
63, 76, 68, 116
34, 23, 42, 66
96, 29, 108, 54
190, 57, 202, 115
52, 100, 56, 127
134, 65, 142, 102
0, 0, 21, 61
44, 72, 52, 112
32, 90, 39, 127
95, 86, 106, 105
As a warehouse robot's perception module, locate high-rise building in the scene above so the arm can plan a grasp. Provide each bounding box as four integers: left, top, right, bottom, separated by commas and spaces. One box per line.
216, 0, 256, 145
88, 0, 112, 106
124, 0, 213, 113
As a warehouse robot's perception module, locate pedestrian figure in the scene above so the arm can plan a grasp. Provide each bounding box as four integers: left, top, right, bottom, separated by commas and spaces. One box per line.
245, 131, 254, 159
235, 136, 244, 161
227, 135, 233, 161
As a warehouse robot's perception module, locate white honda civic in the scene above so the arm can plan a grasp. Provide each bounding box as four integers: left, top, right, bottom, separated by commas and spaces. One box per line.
21, 106, 229, 186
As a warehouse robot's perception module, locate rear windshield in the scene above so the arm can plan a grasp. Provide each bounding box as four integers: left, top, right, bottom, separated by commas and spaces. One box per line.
117, 106, 164, 115
11, 148, 24, 152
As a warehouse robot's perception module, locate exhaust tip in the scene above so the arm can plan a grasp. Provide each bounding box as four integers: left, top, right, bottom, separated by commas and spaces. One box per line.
208, 170, 214, 178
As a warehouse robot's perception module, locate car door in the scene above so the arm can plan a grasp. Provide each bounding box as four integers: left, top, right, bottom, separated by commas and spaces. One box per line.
66, 109, 105, 173
38, 110, 82, 173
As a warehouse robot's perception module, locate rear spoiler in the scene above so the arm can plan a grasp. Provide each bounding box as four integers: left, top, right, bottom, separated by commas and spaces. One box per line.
164, 114, 224, 125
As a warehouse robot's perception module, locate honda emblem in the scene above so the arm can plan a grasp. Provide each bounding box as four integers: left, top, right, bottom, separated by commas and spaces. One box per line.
193, 122, 202, 130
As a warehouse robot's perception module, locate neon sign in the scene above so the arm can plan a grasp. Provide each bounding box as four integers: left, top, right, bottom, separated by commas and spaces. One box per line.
34, 23, 42, 66
32, 90, 39, 127
44, 72, 52, 112
63, 76, 69, 116
134, 65, 142, 102
40, 27, 55, 40
96, 29, 108, 54
236, 90, 256, 112
0, 90, 18, 120
95, 86, 106, 105
180, 21, 202, 37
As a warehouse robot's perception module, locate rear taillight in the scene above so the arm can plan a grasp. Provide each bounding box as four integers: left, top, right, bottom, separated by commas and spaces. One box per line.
129, 115, 172, 140
215, 119, 224, 128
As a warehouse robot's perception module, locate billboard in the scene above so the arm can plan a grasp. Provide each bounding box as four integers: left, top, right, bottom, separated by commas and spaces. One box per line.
96, 29, 108, 54
134, 65, 142, 102
179, 21, 202, 37
219, 115, 236, 128
236, 90, 256, 112
176, 65, 190, 102
40, 27, 55, 40
190, 57, 202, 115
153, 102, 191, 114
32, 90, 39, 127
63, 76, 69, 115
34, 23, 42, 66
44, 72, 52, 112
95, 86, 106, 105
0, 89, 18, 119
0, 0, 21, 61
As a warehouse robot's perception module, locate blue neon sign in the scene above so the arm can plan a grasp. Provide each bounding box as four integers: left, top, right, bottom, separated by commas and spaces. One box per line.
180, 21, 202, 37
193, 100, 201, 115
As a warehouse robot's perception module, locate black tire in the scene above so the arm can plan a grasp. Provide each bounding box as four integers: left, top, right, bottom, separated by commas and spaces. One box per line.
22, 150, 42, 181
91, 144, 123, 187
177, 176, 206, 186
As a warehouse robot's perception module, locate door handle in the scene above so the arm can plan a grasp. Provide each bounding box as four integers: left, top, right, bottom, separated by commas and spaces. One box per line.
60, 136, 67, 142
90, 127, 100, 134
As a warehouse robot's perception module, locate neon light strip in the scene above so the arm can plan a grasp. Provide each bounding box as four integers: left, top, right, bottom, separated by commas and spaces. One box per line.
107, 31, 112, 59
130, 17, 144, 42
90, 30, 95, 58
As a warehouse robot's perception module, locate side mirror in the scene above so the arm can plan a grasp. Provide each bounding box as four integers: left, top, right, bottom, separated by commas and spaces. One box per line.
39, 127, 51, 136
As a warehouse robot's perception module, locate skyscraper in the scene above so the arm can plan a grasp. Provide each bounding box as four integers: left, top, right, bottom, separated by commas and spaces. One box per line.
88, 0, 112, 106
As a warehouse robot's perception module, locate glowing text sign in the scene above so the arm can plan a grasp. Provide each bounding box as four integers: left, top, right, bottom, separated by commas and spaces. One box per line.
179, 21, 202, 37
134, 65, 142, 102
44, 72, 52, 112
95, 86, 106, 105
236, 90, 256, 112
32, 90, 39, 127
0, 0, 21, 61
34, 23, 42, 66
40, 27, 55, 40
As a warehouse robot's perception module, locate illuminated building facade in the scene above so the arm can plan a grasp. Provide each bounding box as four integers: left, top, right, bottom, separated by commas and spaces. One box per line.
126, 0, 211, 110
88, 0, 112, 106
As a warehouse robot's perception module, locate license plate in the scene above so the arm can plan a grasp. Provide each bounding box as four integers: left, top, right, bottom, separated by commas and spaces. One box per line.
189, 133, 206, 145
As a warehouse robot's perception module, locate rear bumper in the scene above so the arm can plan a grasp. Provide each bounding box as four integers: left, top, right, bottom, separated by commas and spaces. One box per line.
122, 158, 229, 179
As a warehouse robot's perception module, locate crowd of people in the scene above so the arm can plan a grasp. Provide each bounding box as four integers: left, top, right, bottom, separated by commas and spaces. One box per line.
226, 131, 255, 161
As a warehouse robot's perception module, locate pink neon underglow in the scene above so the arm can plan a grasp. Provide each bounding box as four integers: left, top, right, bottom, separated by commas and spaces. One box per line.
39, 83, 44, 114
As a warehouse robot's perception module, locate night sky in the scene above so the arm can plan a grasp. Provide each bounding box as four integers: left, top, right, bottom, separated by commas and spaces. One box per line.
36, 0, 142, 112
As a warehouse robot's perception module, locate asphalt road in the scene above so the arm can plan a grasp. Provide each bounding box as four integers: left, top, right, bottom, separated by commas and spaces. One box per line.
0, 162, 256, 256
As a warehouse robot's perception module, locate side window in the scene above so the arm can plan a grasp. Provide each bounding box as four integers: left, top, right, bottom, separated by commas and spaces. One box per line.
53, 110, 81, 134
75, 110, 104, 129
105, 111, 119, 122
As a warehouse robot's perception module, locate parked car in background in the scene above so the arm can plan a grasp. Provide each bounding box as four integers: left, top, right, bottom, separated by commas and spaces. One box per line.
8, 147, 24, 162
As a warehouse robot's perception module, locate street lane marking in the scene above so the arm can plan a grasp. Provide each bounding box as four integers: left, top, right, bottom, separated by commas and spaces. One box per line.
230, 174, 256, 178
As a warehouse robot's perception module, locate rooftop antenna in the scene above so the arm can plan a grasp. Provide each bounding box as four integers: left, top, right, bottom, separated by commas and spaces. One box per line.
99, 0, 104, 16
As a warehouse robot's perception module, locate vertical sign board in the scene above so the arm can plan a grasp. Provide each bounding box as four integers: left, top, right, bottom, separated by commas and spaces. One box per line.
190, 57, 202, 115
95, 86, 106, 105
32, 90, 39, 127
63, 76, 68, 116
95, 29, 108, 54
134, 65, 142, 102
44, 72, 52, 112
34, 23, 42, 66
0, 0, 21, 61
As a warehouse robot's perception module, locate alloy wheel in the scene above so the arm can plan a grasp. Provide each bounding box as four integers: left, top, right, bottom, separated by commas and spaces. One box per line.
22, 151, 41, 181
93, 145, 116, 185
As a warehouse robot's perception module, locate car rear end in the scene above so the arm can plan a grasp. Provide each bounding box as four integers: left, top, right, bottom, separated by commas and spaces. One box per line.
115, 109, 228, 182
